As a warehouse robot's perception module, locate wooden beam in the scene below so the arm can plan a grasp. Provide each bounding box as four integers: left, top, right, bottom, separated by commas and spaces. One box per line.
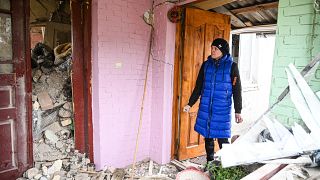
231, 24, 277, 34
192, 0, 238, 10
71, 0, 94, 162
231, 1, 279, 15
213, 6, 246, 28
177, 0, 207, 6
242, 164, 287, 180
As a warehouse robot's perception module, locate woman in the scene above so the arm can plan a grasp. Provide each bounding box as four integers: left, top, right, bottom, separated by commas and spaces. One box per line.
183, 38, 243, 163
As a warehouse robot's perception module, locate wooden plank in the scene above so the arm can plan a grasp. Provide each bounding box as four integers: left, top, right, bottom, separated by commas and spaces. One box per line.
71, 0, 94, 162
171, 18, 182, 159
231, 2, 279, 15
192, 0, 238, 10
242, 164, 287, 180
213, 6, 246, 28
25, 1, 33, 173
171, 159, 187, 170
177, 0, 207, 6
71, 0, 86, 157
231, 24, 277, 34
83, 0, 94, 163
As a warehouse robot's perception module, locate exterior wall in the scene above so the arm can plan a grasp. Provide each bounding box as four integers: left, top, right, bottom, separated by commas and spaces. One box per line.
270, 0, 320, 125
92, 0, 152, 169
150, 1, 175, 164
92, 0, 176, 169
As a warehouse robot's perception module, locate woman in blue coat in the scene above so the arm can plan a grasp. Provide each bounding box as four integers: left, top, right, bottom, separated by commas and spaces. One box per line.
183, 38, 243, 163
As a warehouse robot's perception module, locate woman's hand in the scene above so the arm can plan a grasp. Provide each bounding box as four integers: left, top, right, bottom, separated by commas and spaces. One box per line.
235, 113, 243, 123
183, 105, 191, 112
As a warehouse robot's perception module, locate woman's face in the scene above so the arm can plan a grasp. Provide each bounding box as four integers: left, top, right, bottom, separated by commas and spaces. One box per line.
211, 46, 223, 60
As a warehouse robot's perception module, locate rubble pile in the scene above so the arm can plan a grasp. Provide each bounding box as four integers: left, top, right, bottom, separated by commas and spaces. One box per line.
20, 157, 181, 180
31, 42, 74, 162
124, 159, 179, 179
20, 151, 93, 180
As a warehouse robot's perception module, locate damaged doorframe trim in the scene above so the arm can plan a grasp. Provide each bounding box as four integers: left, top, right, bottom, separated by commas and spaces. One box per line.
70, 0, 93, 162
171, 7, 187, 159
25, 0, 33, 172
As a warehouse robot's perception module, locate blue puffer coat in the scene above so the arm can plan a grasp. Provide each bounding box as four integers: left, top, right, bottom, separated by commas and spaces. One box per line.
194, 54, 233, 138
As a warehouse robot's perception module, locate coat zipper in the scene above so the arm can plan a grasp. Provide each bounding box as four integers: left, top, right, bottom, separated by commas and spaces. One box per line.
207, 67, 218, 137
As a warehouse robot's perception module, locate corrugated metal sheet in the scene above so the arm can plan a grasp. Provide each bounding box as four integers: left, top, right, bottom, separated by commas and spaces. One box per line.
221, 0, 278, 28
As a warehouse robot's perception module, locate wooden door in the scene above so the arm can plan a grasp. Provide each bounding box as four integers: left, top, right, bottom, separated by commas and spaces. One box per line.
0, 0, 32, 179
175, 8, 230, 160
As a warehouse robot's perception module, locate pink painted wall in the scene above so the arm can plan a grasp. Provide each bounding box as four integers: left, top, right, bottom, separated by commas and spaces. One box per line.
92, 0, 176, 169
150, 1, 176, 164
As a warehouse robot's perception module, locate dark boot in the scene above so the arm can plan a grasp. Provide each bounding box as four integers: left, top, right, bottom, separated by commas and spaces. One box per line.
205, 138, 215, 162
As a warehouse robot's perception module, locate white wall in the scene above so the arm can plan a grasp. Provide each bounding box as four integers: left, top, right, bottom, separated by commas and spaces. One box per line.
232, 34, 275, 136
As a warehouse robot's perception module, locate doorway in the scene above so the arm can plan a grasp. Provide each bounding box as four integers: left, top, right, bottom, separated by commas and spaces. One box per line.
29, 0, 93, 165
29, 0, 75, 163
171, 7, 231, 160
0, 0, 93, 179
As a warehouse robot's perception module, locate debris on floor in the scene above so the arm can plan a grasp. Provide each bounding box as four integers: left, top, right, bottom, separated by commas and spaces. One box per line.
22, 150, 92, 180
217, 62, 320, 178
21, 157, 182, 180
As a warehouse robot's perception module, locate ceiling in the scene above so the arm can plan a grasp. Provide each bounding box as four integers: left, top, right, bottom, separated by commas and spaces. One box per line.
189, 0, 279, 33
30, 0, 70, 24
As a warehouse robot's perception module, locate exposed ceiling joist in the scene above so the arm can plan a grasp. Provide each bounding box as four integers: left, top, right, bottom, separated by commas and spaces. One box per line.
213, 6, 247, 28
231, 1, 279, 15
192, 0, 239, 10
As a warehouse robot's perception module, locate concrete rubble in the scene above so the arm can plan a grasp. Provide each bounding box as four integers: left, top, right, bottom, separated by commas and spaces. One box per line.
22, 156, 185, 180
31, 42, 74, 164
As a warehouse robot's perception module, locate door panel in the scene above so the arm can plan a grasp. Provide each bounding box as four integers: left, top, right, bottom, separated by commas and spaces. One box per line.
178, 8, 230, 160
0, 119, 16, 173
0, 0, 32, 179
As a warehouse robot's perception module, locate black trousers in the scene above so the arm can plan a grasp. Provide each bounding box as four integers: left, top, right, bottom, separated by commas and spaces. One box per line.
204, 138, 229, 161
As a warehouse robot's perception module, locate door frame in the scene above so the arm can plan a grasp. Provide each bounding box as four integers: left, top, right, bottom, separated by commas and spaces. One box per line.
70, 0, 94, 161
171, 7, 231, 160
4, 0, 92, 178
24, 0, 94, 164
171, 10, 184, 159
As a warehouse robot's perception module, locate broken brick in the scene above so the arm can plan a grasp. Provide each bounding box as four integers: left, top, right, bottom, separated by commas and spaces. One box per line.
37, 91, 54, 110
